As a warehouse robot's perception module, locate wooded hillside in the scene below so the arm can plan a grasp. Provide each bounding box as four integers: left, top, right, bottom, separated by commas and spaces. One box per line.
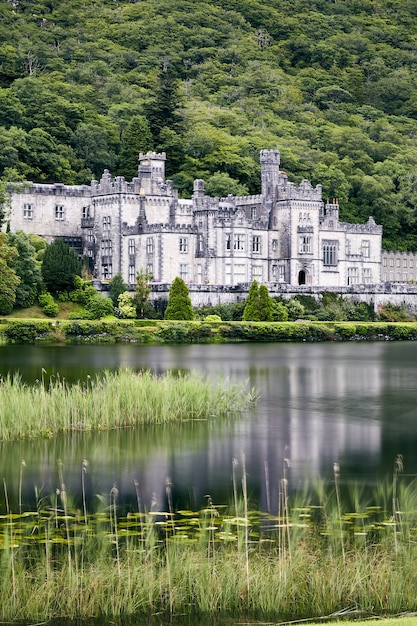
2, 0, 417, 249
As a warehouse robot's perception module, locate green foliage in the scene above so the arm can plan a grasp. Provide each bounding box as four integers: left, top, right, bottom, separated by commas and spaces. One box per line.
84, 293, 114, 320
118, 115, 153, 179
108, 273, 127, 306
70, 277, 98, 305
3, 0, 417, 247
376, 302, 416, 322
272, 300, 289, 321
7, 230, 42, 308
3, 320, 50, 343
204, 314, 222, 322
117, 291, 137, 319
38, 292, 59, 317
41, 238, 82, 295
243, 280, 274, 321
134, 269, 153, 318
0, 232, 20, 314
164, 277, 194, 320
285, 298, 306, 321
195, 302, 245, 321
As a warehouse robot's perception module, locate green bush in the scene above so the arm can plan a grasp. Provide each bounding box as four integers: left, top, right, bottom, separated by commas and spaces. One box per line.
204, 314, 222, 322
38, 292, 59, 317
4, 321, 50, 343
157, 322, 191, 343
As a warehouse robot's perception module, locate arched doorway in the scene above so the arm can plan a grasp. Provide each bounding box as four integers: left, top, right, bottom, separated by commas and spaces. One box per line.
298, 270, 306, 285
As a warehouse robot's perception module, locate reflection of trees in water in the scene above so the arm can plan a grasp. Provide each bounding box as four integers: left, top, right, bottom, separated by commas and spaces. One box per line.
1, 342, 417, 515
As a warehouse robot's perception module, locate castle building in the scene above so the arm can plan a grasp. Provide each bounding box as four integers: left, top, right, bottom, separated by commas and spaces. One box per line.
7, 149, 383, 293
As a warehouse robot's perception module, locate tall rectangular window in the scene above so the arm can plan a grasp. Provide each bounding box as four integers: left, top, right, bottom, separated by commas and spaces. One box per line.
196, 264, 203, 284
103, 215, 111, 228
234, 234, 245, 251
234, 264, 246, 282
323, 241, 337, 266
82, 206, 90, 218
225, 264, 232, 285
361, 240, 370, 258
225, 234, 231, 251
128, 239, 135, 255
252, 265, 263, 281
101, 264, 112, 279
197, 234, 204, 254
23, 203, 33, 219
347, 267, 359, 285
252, 236, 261, 253
251, 207, 257, 220
363, 268, 372, 284
179, 263, 189, 280
278, 265, 285, 282
146, 262, 153, 276
128, 265, 136, 283
55, 205, 64, 220
383, 258, 387, 267
101, 239, 112, 254
146, 237, 154, 254
299, 236, 311, 254
179, 237, 188, 253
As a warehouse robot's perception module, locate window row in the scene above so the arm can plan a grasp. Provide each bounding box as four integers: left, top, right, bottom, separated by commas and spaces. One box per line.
23, 204, 66, 220
225, 234, 263, 253
347, 267, 372, 285
383, 257, 415, 268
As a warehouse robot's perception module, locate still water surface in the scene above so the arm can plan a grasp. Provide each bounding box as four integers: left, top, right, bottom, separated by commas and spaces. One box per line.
1, 341, 416, 514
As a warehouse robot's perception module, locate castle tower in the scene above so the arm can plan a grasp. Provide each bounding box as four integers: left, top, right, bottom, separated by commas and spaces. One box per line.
138, 152, 166, 195
260, 149, 280, 199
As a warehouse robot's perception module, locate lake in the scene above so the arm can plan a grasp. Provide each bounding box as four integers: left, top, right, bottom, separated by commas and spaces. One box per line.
1, 341, 416, 514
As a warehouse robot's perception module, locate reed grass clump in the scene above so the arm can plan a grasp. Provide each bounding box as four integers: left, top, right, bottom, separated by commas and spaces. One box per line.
0, 369, 256, 441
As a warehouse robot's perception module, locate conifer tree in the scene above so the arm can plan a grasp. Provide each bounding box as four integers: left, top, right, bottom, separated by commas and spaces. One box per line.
164, 276, 194, 320
41, 238, 82, 295
258, 284, 274, 321
109, 272, 127, 306
243, 280, 260, 321
243, 281, 274, 321
118, 115, 153, 179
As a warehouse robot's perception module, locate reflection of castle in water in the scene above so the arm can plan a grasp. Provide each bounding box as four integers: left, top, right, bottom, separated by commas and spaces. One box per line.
3, 343, 411, 515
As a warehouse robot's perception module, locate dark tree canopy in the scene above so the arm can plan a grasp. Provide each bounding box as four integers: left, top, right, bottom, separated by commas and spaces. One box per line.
164, 276, 194, 320
41, 238, 82, 295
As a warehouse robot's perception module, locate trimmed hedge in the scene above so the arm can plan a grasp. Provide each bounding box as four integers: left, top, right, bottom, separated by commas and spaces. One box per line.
2, 318, 417, 344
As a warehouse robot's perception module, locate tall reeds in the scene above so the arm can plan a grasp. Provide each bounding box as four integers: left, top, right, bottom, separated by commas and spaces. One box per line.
0, 466, 417, 621
0, 369, 256, 441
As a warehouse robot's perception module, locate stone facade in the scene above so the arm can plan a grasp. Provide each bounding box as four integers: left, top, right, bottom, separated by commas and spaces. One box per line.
6, 149, 384, 297
381, 250, 417, 283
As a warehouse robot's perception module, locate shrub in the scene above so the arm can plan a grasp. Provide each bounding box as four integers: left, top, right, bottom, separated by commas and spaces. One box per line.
204, 314, 222, 322
85, 294, 114, 319
4, 321, 50, 343
38, 292, 59, 317
157, 322, 191, 343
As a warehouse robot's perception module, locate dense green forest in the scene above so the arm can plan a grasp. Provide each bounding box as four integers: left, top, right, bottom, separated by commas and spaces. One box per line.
2, 0, 417, 249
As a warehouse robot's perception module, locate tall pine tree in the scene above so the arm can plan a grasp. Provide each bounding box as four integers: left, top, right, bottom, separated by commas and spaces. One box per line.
118, 115, 153, 179
164, 277, 194, 320
41, 238, 81, 295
